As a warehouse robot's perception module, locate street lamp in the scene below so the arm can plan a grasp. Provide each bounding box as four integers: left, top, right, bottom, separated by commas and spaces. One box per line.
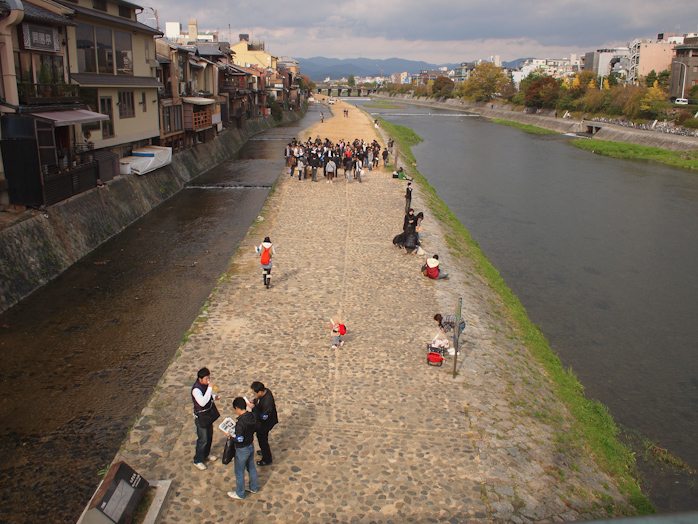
676, 61, 687, 98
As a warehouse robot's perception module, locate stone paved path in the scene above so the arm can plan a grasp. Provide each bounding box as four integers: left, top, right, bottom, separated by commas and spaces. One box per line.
115, 99, 631, 523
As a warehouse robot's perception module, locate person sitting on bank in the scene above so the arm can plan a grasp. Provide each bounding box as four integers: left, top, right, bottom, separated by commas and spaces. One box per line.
422, 254, 448, 279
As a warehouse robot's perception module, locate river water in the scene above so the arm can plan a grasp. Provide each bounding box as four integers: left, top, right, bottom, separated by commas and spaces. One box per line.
0, 109, 318, 524
352, 100, 698, 512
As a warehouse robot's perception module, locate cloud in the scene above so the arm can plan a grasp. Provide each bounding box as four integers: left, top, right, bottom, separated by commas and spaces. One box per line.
143, 0, 696, 62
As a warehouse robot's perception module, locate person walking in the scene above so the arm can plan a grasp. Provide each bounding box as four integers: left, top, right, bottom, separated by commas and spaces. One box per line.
226, 397, 259, 500
382, 149, 389, 167
256, 237, 276, 288
191, 367, 221, 471
330, 317, 345, 349
248, 381, 278, 466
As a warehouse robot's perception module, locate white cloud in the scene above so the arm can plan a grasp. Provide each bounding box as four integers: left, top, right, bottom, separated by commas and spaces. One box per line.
144, 0, 697, 62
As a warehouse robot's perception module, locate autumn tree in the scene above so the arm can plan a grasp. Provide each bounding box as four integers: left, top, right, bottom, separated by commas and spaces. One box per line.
524, 76, 561, 108
348, 74, 356, 87
644, 70, 657, 88
433, 76, 455, 97
460, 62, 508, 101
640, 81, 667, 112
657, 69, 671, 91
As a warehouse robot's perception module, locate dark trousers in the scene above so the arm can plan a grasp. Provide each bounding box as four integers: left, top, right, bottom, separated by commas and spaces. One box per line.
257, 429, 272, 463
194, 418, 213, 463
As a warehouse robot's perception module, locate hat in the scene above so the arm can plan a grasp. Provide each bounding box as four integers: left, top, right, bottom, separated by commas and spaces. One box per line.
426, 258, 439, 268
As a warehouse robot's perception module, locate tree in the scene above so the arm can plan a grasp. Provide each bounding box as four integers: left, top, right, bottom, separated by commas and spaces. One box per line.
460, 62, 508, 101
607, 73, 619, 87
348, 74, 355, 87
657, 69, 671, 91
644, 70, 657, 88
690, 84, 698, 99
524, 76, 561, 108
433, 76, 454, 97
640, 81, 667, 112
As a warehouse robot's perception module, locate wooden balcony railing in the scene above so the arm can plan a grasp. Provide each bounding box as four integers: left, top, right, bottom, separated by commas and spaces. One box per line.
17, 82, 80, 105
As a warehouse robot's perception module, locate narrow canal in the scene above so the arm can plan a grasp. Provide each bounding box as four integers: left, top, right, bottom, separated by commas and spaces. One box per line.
0, 108, 319, 524
354, 100, 698, 512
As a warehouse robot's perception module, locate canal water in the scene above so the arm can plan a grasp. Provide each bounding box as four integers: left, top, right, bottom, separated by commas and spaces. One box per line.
352, 100, 698, 512
0, 108, 319, 524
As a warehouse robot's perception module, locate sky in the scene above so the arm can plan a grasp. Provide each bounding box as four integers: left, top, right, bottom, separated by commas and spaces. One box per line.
139, 1, 697, 64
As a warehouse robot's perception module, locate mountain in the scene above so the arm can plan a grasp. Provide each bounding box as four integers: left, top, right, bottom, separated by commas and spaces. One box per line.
501, 58, 535, 70
295, 57, 460, 81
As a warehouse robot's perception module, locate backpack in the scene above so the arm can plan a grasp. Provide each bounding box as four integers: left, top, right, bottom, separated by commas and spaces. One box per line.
260, 246, 271, 265
338, 324, 347, 336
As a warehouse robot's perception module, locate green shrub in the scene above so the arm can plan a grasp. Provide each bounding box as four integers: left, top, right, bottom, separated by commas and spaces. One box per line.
682, 118, 698, 129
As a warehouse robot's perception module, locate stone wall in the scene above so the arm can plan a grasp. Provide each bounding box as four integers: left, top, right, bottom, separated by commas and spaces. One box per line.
380, 94, 698, 151
0, 114, 296, 313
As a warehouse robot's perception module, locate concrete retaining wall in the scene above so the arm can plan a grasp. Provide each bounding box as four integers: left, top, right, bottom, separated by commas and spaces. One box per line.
379, 94, 698, 151
0, 114, 296, 313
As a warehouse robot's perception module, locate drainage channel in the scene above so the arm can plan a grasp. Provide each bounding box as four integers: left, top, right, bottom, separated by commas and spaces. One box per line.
186, 183, 273, 189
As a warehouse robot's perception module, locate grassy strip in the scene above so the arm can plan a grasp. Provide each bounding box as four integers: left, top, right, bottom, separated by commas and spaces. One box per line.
379, 116, 653, 515
572, 139, 698, 170
490, 118, 558, 135
364, 102, 406, 109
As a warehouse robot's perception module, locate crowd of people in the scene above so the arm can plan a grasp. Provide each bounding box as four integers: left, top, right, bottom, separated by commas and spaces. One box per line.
283, 136, 387, 184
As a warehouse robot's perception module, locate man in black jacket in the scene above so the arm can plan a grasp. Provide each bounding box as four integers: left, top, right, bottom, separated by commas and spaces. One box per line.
249, 381, 278, 466
227, 397, 259, 500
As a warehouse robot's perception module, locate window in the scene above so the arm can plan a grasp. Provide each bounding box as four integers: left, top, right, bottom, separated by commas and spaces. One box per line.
118, 91, 135, 118
100, 96, 114, 138
92, 0, 107, 11
144, 39, 149, 62
162, 105, 182, 134
141, 92, 147, 112
96, 26, 113, 74
118, 5, 132, 18
35, 55, 64, 84
114, 31, 133, 75
76, 23, 96, 73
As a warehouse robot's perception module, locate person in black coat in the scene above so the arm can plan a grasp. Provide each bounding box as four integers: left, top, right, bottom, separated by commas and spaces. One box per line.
248, 381, 278, 466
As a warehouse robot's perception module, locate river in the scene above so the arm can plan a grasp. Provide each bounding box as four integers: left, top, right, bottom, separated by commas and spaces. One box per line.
351, 99, 698, 513
0, 108, 319, 524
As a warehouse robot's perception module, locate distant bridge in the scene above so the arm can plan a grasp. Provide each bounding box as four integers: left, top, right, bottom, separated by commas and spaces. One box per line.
316, 85, 377, 97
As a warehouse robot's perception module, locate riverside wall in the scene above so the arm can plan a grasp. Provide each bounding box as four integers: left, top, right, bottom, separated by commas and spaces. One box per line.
378, 93, 698, 151
0, 113, 299, 313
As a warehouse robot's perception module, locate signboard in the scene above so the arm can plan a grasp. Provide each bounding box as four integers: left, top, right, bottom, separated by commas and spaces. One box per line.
22, 24, 60, 53
88, 462, 149, 524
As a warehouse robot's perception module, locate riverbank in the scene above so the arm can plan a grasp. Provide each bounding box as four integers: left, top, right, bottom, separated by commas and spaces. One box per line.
377, 93, 698, 152
0, 112, 301, 313
111, 97, 643, 523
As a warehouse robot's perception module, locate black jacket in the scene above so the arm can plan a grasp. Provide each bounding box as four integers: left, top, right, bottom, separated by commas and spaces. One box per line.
234, 411, 258, 448
253, 389, 278, 433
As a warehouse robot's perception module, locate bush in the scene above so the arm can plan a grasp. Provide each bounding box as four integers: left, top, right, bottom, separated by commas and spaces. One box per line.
268, 98, 283, 122
682, 118, 698, 129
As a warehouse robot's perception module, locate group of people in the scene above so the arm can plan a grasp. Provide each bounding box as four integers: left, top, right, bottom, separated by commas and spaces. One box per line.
283, 136, 390, 184
191, 368, 279, 500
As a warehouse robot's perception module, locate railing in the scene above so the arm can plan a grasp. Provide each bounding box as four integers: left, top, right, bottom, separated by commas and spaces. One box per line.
17, 82, 80, 105
192, 111, 212, 130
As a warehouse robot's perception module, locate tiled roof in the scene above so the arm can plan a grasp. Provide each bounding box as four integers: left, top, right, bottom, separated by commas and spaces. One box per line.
56, 2, 162, 35
23, 1, 76, 26
71, 73, 162, 87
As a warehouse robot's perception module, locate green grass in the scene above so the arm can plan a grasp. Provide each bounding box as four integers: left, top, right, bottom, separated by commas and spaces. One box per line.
572, 139, 698, 170
491, 118, 558, 135
381, 117, 653, 516
363, 101, 406, 109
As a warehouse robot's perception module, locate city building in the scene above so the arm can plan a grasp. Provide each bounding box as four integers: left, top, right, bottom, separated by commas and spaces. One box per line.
669, 35, 698, 99
229, 34, 277, 70
583, 47, 630, 78
627, 36, 679, 85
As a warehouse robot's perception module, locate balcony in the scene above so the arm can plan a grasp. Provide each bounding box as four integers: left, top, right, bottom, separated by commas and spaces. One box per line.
17, 82, 80, 105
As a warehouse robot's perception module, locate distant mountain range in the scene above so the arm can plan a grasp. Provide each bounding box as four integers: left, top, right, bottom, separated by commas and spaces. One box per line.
295, 57, 532, 81
295, 57, 460, 81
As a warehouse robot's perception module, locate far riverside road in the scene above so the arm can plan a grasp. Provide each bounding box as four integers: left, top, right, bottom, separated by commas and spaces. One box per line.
113, 97, 632, 523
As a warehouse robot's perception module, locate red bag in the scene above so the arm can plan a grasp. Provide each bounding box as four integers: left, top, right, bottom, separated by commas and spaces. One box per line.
260, 246, 271, 265
427, 352, 444, 366
338, 324, 347, 336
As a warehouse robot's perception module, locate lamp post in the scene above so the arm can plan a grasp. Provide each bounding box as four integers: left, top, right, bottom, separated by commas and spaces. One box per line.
677, 61, 687, 99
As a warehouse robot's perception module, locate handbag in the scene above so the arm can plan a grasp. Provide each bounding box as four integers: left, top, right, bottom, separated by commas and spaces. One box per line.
196, 402, 220, 425
222, 436, 236, 465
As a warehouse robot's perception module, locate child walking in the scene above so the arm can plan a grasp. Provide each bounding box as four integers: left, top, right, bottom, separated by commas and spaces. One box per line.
330, 317, 345, 349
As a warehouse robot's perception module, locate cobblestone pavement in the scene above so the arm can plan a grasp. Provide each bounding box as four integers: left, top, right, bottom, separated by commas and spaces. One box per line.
115, 99, 631, 523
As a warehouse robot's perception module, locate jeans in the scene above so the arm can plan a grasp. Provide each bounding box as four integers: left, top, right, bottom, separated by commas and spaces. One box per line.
234, 443, 259, 498
384, 158, 388, 167
311, 167, 317, 181
194, 418, 213, 463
